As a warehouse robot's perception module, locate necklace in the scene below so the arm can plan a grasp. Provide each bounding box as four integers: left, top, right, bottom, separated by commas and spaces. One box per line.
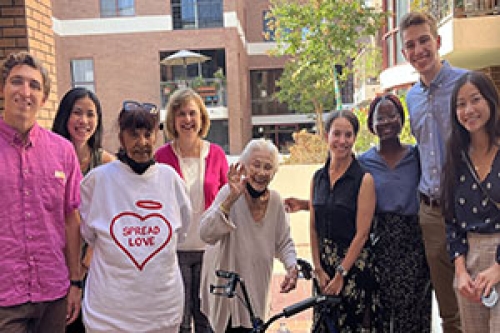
470, 145, 498, 180
175, 139, 201, 158
246, 191, 269, 222
76, 146, 92, 171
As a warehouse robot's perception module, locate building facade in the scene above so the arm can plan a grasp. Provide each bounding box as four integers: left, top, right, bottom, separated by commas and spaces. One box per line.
1, 0, 357, 154
52, 0, 271, 154
53, 0, 351, 154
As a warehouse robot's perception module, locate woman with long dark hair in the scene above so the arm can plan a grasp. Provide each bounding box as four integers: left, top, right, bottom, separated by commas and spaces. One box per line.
441, 71, 500, 332
52, 87, 114, 333
52, 87, 114, 175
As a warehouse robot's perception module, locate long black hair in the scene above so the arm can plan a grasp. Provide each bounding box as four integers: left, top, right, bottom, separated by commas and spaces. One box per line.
52, 87, 103, 152
441, 71, 500, 219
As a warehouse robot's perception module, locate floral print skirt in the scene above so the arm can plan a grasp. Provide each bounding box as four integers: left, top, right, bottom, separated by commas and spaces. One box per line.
312, 238, 381, 333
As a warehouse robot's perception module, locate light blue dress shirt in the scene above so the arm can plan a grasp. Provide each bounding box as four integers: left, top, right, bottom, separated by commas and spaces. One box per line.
406, 61, 467, 199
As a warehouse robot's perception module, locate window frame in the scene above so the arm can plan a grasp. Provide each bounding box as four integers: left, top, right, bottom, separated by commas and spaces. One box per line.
100, 0, 135, 18
171, 0, 223, 30
70, 59, 95, 92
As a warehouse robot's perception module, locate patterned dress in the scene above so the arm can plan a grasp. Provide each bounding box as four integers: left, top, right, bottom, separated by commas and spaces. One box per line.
311, 157, 381, 332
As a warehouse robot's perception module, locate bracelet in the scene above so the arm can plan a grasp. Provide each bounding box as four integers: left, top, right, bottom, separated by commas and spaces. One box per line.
336, 264, 348, 278
70, 280, 84, 289
219, 203, 230, 216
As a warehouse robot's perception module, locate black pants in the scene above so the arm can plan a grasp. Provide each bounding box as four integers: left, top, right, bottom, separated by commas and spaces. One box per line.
66, 312, 85, 333
178, 251, 213, 333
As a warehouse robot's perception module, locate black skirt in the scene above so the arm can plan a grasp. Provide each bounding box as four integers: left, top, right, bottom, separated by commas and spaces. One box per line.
372, 212, 431, 333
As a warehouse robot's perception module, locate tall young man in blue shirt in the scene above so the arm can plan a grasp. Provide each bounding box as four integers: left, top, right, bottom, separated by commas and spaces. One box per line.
400, 11, 466, 333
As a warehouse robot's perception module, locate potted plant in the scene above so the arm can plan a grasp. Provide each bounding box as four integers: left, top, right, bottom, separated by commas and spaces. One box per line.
214, 68, 226, 90
454, 0, 466, 17
191, 76, 206, 89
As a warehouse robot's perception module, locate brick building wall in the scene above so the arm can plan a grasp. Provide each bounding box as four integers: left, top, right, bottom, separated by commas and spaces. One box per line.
0, 0, 57, 128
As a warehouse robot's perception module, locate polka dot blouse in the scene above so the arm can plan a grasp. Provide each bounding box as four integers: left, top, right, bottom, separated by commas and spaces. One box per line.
445, 151, 500, 264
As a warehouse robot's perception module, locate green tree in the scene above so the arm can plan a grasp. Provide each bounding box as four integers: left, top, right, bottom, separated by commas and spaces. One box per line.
267, 0, 385, 137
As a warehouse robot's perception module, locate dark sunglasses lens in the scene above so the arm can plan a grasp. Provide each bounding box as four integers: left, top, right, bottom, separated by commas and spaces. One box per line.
143, 103, 158, 114
123, 101, 141, 111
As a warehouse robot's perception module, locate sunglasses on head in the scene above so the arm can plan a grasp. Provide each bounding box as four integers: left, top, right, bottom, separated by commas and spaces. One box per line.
122, 100, 158, 114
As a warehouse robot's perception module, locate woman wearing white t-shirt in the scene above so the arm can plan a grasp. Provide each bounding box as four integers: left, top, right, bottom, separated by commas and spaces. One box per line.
80, 101, 191, 333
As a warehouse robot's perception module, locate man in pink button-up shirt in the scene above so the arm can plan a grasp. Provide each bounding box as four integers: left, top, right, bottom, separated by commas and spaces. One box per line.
0, 51, 82, 332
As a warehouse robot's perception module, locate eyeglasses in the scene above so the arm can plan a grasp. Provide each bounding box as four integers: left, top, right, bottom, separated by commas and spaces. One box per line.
122, 100, 158, 114
374, 112, 400, 124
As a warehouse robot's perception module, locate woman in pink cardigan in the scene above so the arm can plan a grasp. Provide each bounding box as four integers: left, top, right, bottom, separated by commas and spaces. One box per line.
155, 88, 228, 333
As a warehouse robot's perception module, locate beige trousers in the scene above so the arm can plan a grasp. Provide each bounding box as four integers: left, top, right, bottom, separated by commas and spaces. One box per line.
455, 233, 500, 333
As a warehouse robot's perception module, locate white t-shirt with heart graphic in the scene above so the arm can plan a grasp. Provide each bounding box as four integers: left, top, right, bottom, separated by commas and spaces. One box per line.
80, 161, 191, 333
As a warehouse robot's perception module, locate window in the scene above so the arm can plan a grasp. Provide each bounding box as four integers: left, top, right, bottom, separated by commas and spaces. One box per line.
100, 0, 134, 17
71, 59, 95, 92
171, 0, 223, 30
252, 124, 315, 154
206, 120, 229, 153
263, 10, 275, 41
250, 69, 290, 116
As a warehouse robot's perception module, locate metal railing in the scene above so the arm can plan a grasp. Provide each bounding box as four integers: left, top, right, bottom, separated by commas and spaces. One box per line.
463, 0, 500, 15
160, 78, 226, 108
430, 0, 500, 21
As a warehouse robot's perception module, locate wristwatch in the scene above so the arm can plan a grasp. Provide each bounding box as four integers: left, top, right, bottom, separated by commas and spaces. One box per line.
70, 280, 84, 289
336, 264, 348, 278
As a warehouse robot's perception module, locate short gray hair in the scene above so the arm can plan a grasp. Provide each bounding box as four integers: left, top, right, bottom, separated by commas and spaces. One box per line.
239, 139, 280, 173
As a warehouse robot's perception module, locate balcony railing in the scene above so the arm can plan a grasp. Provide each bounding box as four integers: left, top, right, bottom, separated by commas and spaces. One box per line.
160, 78, 227, 108
430, 0, 500, 21
464, 0, 500, 15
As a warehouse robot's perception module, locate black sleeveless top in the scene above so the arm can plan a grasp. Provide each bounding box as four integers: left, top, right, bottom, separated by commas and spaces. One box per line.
312, 156, 365, 248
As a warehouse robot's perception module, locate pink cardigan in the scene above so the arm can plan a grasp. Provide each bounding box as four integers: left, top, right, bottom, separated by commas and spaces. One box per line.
155, 142, 228, 210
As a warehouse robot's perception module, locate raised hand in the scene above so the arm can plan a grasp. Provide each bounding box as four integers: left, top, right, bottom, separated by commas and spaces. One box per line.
223, 163, 247, 208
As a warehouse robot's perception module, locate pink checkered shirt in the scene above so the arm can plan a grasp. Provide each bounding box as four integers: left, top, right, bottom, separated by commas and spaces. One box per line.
0, 119, 82, 306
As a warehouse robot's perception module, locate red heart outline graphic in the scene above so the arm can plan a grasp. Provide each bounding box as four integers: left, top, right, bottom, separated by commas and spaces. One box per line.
110, 212, 172, 271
